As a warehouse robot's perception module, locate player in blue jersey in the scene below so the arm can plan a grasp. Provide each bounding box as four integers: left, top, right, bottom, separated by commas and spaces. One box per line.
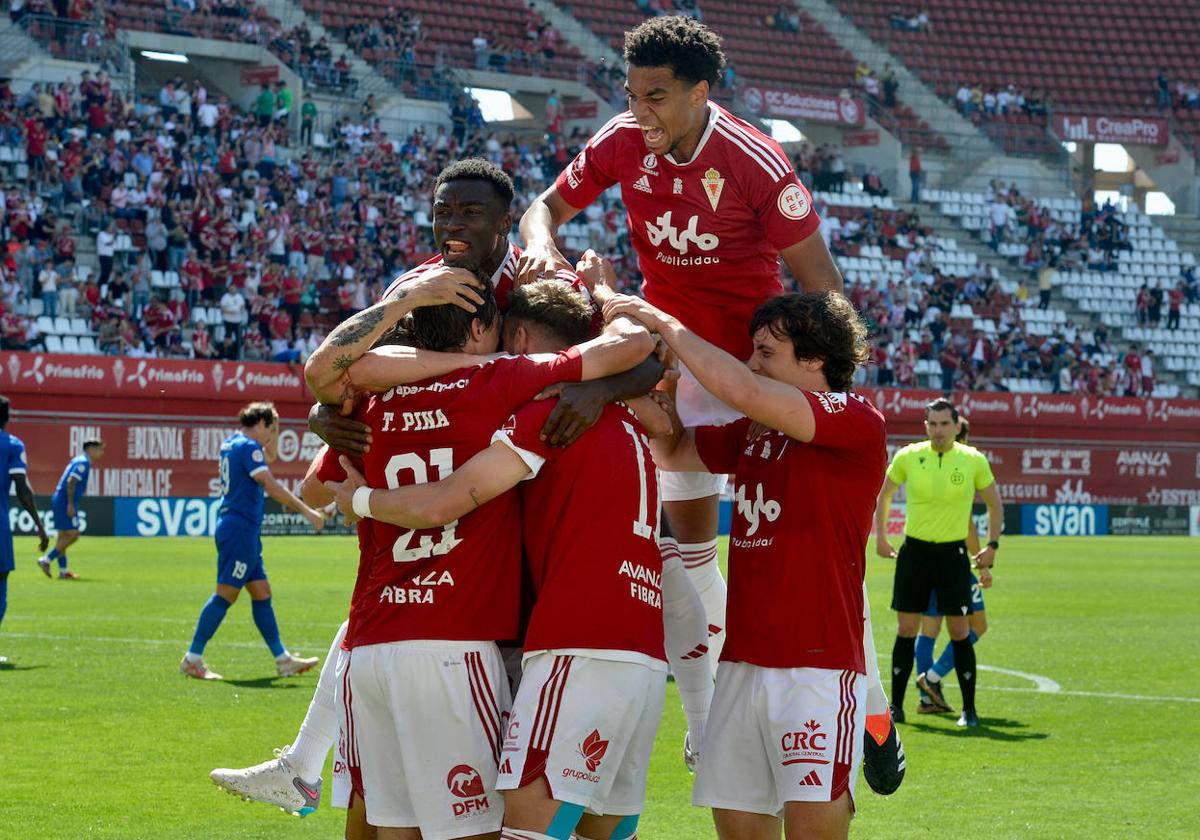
180, 401, 327, 681
38, 438, 105, 580
1, 396, 51, 664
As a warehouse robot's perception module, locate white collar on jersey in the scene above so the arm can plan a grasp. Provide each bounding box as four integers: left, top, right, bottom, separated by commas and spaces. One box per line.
664, 102, 719, 167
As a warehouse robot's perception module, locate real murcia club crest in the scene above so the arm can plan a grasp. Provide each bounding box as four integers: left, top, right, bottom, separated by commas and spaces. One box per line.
701, 167, 724, 211
672, 177, 683, 195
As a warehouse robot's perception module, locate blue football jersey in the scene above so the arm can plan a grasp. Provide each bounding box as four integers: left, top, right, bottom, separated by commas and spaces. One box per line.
218, 432, 268, 527
2, 431, 29, 519
52, 453, 91, 505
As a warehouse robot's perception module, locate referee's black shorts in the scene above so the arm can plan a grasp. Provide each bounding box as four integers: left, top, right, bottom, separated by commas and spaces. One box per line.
891, 536, 974, 615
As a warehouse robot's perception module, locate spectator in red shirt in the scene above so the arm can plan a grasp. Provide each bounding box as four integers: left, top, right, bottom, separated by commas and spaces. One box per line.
280, 270, 302, 337
909, 146, 923, 202
1167, 283, 1184, 330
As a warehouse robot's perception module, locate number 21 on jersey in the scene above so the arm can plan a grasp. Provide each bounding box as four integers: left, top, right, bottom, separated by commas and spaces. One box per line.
384, 449, 462, 562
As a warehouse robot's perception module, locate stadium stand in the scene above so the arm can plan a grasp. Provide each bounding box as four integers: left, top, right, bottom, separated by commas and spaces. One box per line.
834, 0, 1200, 153
553, 0, 949, 150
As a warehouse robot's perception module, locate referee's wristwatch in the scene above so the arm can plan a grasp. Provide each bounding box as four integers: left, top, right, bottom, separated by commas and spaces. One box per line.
986, 539, 1000, 551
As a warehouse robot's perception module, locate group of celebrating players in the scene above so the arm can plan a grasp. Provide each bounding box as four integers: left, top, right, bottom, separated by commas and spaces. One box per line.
0, 15, 1002, 840
212, 15, 898, 840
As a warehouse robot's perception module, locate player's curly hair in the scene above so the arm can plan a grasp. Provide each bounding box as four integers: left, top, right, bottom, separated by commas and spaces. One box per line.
407, 275, 500, 352
506, 280, 593, 348
749, 292, 869, 393
239, 401, 279, 428
624, 15, 725, 88
434, 158, 514, 207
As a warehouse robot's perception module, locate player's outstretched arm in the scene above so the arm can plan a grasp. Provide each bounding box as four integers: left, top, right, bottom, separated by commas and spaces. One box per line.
344, 345, 504, 393
874, 477, 900, 558
515, 185, 580, 286
575, 313, 657, 383
304, 268, 485, 404
325, 449, 529, 529
255, 468, 326, 533
13, 474, 49, 553
537, 356, 666, 446
781, 234, 844, 295
604, 296, 819, 442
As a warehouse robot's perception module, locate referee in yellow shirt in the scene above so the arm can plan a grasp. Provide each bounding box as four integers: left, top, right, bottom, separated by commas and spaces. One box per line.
875, 398, 1003, 727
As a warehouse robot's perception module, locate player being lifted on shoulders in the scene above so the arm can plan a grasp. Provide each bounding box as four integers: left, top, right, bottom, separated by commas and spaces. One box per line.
518, 15, 841, 674
324, 262, 712, 840
180, 402, 326, 681
301, 252, 655, 840
39, 439, 104, 580
605, 290, 886, 839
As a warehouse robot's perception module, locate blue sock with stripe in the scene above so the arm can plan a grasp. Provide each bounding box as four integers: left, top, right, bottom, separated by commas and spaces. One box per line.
914, 634, 936, 677
251, 597, 286, 658
0, 574, 8, 631
188, 594, 231, 656
49, 548, 67, 570
932, 629, 979, 679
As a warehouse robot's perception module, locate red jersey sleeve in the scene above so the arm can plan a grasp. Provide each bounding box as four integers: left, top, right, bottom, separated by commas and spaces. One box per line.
745, 165, 820, 252
804, 392, 886, 455
312, 443, 366, 482
496, 346, 584, 407
491, 399, 558, 477
554, 115, 627, 209
693, 417, 752, 475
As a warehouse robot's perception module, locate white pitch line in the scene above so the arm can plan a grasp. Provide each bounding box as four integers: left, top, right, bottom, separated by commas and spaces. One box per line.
979, 663, 1062, 692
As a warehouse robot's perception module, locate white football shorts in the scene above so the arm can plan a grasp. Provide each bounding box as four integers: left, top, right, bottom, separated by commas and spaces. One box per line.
332, 643, 353, 809
341, 640, 511, 837
497, 651, 666, 816
693, 662, 865, 815
661, 362, 740, 502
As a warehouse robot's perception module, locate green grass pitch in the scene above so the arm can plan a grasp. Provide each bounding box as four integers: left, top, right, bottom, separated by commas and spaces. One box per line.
1, 535, 1196, 838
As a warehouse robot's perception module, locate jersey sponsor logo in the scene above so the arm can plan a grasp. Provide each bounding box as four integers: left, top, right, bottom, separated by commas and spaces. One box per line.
633, 174, 653, 194
672, 176, 683, 195
578, 729, 609, 772
382, 378, 470, 400
816, 392, 847, 414
446, 763, 490, 818
645, 211, 720, 257
377, 570, 456, 604
701, 167, 725, 211
618, 560, 662, 608
734, 481, 781, 537
566, 149, 586, 189
777, 183, 811, 220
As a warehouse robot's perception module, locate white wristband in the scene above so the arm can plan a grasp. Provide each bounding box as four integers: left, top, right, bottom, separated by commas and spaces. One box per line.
351, 486, 373, 519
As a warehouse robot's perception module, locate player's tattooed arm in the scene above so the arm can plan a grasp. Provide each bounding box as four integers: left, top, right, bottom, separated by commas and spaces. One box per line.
304, 268, 484, 403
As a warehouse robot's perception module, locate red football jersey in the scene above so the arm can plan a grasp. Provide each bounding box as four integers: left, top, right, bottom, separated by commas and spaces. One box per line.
318, 350, 584, 648
693, 392, 887, 672
381, 242, 586, 310
556, 102, 820, 360
494, 400, 665, 661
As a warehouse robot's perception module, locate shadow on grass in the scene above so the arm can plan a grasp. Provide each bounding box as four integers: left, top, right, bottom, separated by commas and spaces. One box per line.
903, 716, 1049, 742
0, 662, 44, 672
221, 676, 304, 689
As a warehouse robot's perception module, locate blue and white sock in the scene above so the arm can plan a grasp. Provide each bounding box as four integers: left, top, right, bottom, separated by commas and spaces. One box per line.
251, 597, 287, 658
931, 629, 979, 680
48, 548, 67, 571
188, 594, 232, 658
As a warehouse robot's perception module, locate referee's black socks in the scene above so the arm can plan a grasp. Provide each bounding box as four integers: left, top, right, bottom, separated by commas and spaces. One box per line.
952, 636, 977, 712
891, 635, 916, 709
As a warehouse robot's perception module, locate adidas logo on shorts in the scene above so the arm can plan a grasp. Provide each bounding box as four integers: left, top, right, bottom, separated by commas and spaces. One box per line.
798, 769, 823, 787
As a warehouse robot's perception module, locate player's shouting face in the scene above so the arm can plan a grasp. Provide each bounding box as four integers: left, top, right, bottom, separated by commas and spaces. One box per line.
432, 177, 511, 275
625, 64, 708, 158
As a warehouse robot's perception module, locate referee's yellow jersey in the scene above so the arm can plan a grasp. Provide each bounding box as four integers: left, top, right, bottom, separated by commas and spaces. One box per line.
886, 441, 995, 542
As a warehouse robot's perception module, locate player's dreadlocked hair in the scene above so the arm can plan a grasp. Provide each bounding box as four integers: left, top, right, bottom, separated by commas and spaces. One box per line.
505, 280, 593, 347
407, 275, 499, 352
749, 292, 869, 393
434, 158, 515, 206
624, 15, 725, 88
239, 401, 279, 428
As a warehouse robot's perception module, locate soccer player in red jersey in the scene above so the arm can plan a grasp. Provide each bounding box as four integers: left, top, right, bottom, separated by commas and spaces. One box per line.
302, 276, 654, 837
604, 290, 886, 840
323, 275, 712, 840
518, 16, 842, 671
